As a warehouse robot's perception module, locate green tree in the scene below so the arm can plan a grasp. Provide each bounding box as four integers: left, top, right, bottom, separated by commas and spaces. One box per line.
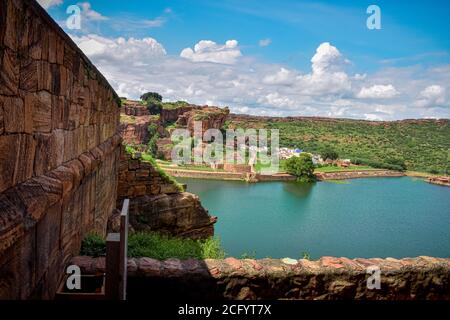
141, 92, 163, 115
386, 157, 407, 171
147, 134, 159, 157
321, 148, 339, 160
147, 123, 159, 157
285, 153, 316, 182
140, 92, 162, 102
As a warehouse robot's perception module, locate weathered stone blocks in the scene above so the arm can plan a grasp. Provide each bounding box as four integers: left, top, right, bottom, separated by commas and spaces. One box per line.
0, 0, 122, 300
0, 48, 19, 95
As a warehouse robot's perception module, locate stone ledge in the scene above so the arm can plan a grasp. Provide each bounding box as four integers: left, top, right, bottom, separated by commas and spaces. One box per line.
0, 133, 122, 255
72, 255, 450, 276
71, 255, 450, 299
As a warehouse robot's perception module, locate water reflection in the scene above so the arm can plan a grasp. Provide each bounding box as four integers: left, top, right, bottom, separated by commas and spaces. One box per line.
282, 181, 314, 198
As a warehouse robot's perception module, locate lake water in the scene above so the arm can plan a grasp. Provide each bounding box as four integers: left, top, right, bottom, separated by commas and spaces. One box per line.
178, 177, 450, 259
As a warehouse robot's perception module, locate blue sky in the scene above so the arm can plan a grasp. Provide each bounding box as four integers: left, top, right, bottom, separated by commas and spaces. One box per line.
39, 0, 450, 120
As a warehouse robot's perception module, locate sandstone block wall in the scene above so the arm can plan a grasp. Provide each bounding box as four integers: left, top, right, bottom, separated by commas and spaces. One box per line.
0, 0, 121, 299
315, 170, 405, 180
72, 255, 450, 300
117, 148, 217, 239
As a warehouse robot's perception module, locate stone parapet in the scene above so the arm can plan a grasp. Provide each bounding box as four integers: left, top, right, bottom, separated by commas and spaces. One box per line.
72, 255, 450, 300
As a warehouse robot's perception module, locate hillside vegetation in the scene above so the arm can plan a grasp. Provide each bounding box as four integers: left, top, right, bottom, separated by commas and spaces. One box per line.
228, 116, 450, 174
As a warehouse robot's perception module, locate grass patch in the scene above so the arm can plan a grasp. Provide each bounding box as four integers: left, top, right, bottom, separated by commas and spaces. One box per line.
120, 114, 137, 124
124, 143, 184, 192
161, 101, 189, 110
140, 153, 184, 191
80, 233, 106, 257
80, 232, 226, 260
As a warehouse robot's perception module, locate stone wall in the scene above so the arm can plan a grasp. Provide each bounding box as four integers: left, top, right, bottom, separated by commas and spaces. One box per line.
72, 255, 450, 300
224, 163, 252, 173
315, 170, 405, 180
0, 0, 121, 299
162, 167, 247, 181
117, 148, 217, 239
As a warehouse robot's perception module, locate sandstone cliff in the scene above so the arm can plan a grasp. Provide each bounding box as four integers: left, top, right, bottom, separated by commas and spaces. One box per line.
177, 106, 230, 134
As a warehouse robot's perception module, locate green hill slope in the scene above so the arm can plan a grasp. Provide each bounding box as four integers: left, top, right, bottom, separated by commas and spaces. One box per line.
227, 116, 450, 174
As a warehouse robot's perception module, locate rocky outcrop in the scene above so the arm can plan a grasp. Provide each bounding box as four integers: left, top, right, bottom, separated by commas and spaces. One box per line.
120, 121, 151, 145
427, 176, 450, 187
73, 255, 450, 300
160, 105, 198, 124
129, 193, 217, 239
177, 106, 230, 134
155, 137, 173, 160
121, 100, 150, 116
0, 0, 121, 299
117, 147, 216, 239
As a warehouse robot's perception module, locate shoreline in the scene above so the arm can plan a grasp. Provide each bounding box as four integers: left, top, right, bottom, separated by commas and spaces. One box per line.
160, 166, 407, 182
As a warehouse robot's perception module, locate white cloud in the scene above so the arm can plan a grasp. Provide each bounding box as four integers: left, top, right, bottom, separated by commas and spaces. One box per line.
78, 2, 108, 21
364, 113, 383, 121
71, 34, 166, 64
357, 84, 399, 99
141, 18, 165, 27
180, 40, 242, 64
263, 68, 296, 85
37, 0, 63, 9
70, 34, 450, 120
311, 42, 347, 75
259, 38, 272, 47
414, 85, 447, 108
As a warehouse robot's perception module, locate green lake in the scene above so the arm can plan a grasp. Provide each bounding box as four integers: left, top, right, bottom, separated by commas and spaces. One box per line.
178, 177, 450, 259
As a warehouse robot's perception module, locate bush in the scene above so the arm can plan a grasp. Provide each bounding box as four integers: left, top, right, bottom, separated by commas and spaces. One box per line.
147, 123, 159, 157
285, 153, 316, 182
80, 232, 226, 260
352, 158, 404, 171
145, 99, 163, 115
140, 92, 163, 115
321, 149, 339, 160
80, 233, 106, 257
147, 134, 159, 157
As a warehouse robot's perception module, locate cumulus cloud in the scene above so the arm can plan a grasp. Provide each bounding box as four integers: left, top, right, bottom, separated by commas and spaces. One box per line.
180, 40, 242, 64
414, 85, 447, 108
311, 42, 347, 75
78, 2, 108, 21
71, 34, 166, 64
259, 38, 272, 47
70, 34, 450, 120
263, 68, 297, 85
357, 84, 399, 99
37, 0, 63, 9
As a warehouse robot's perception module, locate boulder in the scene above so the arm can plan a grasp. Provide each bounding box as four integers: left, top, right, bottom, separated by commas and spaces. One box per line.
129, 192, 216, 239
